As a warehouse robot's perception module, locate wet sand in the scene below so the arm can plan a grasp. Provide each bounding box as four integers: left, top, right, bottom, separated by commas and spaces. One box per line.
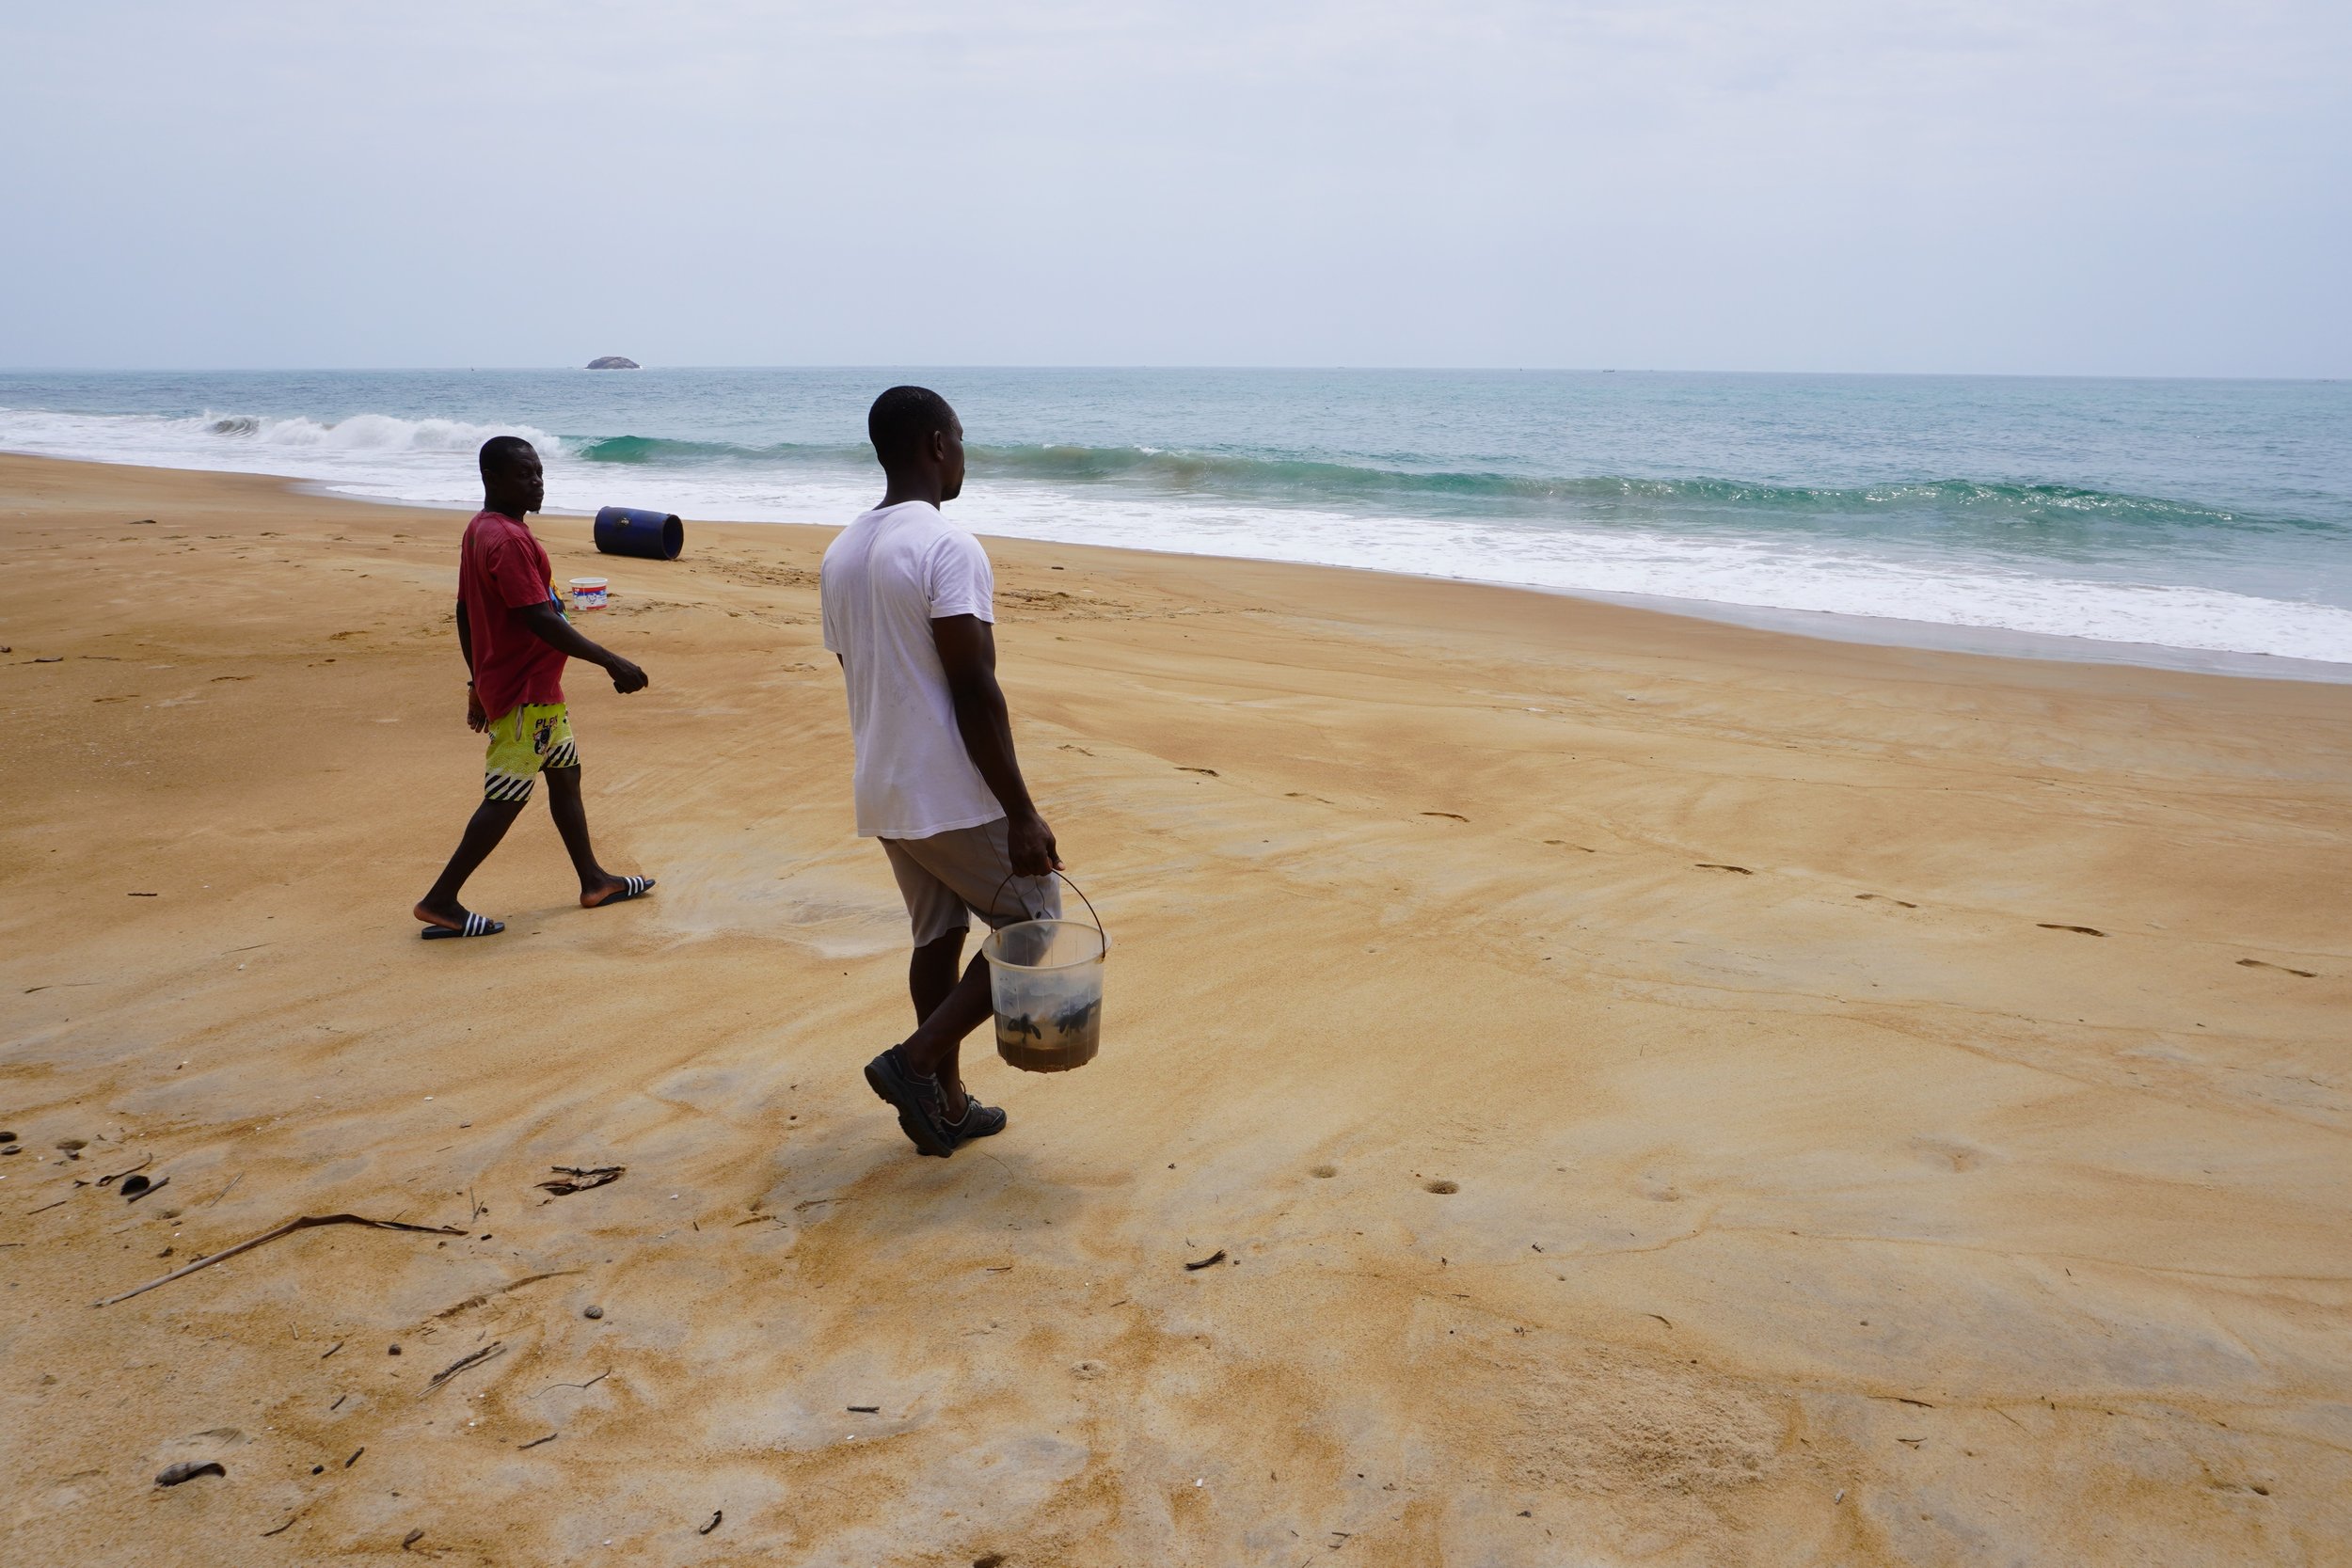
2, 453, 2348, 1565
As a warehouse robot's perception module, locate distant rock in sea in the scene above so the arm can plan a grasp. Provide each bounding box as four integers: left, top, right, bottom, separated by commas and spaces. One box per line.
586, 356, 640, 370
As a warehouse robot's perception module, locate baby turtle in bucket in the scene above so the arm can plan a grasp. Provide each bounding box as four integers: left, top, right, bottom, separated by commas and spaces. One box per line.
995, 990, 1103, 1074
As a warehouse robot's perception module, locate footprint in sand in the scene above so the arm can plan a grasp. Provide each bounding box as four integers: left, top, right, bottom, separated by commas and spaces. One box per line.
1911, 1137, 1995, 1173
1177, 766, 1218, 776
1856, 894, 1917, 909
2237, 958, 2317, 977
1423, 1180, 1460, 1195
1422, 812, 1470, 822
1695, 863, 1752, 875
1543, 840, 1597, 853
2038, 923, 2105, 937
1310, 1164, 1338, 1179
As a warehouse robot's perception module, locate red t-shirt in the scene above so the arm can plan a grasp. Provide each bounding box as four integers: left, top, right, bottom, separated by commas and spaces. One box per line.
459, 510, 566, 721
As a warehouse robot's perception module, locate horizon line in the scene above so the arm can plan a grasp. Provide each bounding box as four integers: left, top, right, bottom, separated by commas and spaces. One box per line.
2, 364, 2345, 385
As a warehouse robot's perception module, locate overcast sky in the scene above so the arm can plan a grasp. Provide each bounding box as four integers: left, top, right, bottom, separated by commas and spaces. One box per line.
5, 1, 2346, 375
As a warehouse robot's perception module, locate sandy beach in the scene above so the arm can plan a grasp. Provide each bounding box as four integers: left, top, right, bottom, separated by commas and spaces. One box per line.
3, 452, 2348, 1564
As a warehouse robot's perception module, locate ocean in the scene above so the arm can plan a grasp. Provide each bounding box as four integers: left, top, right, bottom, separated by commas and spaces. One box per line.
4, 368, 2348, 673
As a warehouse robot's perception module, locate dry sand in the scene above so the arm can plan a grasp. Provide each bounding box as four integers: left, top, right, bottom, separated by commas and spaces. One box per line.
2, 453, 2348, 1566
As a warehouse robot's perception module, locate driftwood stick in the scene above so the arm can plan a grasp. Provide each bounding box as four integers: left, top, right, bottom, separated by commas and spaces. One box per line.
92, 1213, 469, 1307
97, 1155, 151, 1188
536, 1164, 624, 1196
532, 1370, 609, 1397
423, 1340, 507, 1394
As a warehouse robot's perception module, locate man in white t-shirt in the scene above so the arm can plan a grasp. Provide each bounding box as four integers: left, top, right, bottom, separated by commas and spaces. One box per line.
822, 386, 1064, 1158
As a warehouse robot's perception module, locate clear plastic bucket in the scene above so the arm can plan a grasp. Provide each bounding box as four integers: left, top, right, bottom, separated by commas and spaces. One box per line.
980, 876, 1106, 1072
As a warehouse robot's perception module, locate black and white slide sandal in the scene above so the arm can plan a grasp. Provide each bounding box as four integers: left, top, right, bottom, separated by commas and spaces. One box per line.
586, 875, 655, 909
421, 910, 506, 940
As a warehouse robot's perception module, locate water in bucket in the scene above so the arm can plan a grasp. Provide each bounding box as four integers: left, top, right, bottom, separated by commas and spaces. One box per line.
982, 887, 1106, 1072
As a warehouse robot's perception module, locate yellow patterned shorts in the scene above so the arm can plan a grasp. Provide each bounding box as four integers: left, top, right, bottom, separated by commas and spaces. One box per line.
483, 702, 577, 802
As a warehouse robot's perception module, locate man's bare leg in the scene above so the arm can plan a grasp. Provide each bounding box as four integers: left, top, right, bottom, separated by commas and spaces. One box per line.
415, 797, 527, 929
909, 926, 964, 1021
901, 927, 990, 1121
543, 765, 644, 907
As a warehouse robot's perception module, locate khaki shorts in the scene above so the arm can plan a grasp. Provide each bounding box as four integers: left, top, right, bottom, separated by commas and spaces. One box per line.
881, 817, 1061, 948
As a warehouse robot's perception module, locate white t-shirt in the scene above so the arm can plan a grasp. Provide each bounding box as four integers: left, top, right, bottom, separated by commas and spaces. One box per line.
819, 501, 1005, 839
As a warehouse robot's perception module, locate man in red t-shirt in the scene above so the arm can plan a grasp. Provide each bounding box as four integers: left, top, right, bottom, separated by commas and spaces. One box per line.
413, 437, 655, 939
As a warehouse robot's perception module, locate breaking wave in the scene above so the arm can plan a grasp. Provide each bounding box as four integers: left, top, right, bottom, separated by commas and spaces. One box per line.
202, 411, 559, 452
565, 431, 2325, 538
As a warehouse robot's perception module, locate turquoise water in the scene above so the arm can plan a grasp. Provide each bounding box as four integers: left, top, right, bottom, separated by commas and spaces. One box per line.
3, 369, 2348, 668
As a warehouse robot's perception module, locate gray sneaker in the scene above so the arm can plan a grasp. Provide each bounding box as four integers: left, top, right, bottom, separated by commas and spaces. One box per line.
863, 1047, 956, 1158
944, 1095, 1007, 1144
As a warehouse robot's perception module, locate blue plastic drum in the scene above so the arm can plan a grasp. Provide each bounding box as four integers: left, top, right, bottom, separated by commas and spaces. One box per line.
593, 506, 683, 561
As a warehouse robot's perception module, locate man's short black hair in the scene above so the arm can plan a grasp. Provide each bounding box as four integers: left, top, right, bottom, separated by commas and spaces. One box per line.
478, 435, 538, 480
867, 386, 957, 469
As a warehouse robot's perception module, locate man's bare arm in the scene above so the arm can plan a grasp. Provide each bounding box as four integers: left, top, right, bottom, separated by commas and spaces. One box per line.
512, 601, 649, 693
932, 613, 1058, 876
455, 598, 486, 731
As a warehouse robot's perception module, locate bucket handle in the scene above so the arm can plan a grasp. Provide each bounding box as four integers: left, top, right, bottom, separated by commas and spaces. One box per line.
988, 867, 1104, 945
